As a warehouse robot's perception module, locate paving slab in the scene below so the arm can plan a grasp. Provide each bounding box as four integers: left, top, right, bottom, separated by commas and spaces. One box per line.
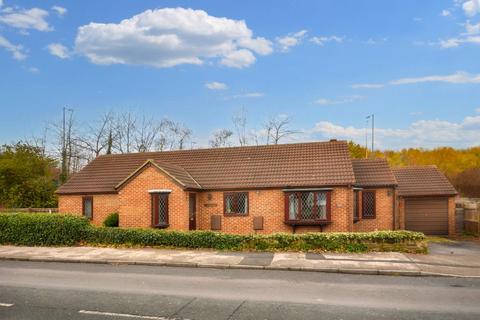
1, 245, 479, 278
323, 252, 411, 262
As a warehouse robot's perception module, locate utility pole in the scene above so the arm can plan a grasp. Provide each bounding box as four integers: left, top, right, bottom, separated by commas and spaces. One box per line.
371, 114, 375, 153
60, 107, 73, 184
366, 114, 375, 157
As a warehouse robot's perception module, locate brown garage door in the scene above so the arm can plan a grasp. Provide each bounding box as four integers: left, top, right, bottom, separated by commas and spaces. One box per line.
405, 198, 448, 235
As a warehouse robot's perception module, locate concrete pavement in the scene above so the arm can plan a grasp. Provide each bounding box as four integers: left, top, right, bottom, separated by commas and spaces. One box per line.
1, 243, 479, 277
1, 260, 480, 319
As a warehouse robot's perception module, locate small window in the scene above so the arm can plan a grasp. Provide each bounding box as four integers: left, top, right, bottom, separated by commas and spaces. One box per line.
224, 192, 248, 215
353, 190, 360, 222
151, 193, 169, 227
362, 191, 376, 219
82, 196, 93, 220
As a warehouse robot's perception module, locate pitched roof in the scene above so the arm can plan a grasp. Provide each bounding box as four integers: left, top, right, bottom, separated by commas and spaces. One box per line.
392, 166, 457, 197
56, 140, 356, 194
115, 160, 201, 190
352, 158, 397, 187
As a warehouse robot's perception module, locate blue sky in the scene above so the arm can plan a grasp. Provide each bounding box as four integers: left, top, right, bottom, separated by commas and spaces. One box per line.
0, 0, 479, 149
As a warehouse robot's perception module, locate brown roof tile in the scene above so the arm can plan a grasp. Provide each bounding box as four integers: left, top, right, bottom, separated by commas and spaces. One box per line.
56, 140, 356, 194
352, 158, 397, 187
392, 166, 457, 197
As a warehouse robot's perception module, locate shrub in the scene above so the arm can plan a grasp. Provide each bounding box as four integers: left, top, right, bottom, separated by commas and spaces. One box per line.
0, 213, 91, 246
0, 213, 426, 253
103, 212, 119, 227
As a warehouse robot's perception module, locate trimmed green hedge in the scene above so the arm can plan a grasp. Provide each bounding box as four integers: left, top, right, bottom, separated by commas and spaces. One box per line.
0, 213, 91, 246
0, 213, 427, 253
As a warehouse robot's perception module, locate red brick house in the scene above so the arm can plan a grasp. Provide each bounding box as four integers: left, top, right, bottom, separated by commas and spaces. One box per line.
57, 140, 457, 235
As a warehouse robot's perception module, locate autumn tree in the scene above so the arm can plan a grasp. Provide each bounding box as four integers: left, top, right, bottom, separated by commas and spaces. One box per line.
0, 143, 58, 208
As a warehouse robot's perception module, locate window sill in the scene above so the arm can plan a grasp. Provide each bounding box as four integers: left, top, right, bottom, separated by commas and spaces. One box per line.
153, 223, 169, 229
353, 218, 360, 224
284, 220, 331, 226
361, 216, 376, 220
224, 213, 249, 217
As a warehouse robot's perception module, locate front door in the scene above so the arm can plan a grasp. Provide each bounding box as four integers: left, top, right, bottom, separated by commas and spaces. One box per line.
189, 193, 196, 230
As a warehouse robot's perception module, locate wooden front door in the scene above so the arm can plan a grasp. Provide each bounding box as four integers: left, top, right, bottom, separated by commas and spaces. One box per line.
189, 193, 196, 230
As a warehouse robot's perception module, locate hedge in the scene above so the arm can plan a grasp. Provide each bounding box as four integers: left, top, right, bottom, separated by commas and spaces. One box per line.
103, 212, 119, 227
0, 213, 91, 246
0, 213, 427, 253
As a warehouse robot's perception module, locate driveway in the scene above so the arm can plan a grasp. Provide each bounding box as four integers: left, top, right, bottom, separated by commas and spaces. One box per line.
429, 240, 480, 256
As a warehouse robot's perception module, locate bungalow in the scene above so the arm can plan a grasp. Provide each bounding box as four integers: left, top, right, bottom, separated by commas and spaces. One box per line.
56, 140, 457, 236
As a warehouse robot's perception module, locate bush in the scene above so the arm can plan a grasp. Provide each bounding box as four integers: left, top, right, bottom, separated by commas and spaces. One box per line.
0, 213, 91, 246
0, 213, 426, 253
103, 212, 119, 227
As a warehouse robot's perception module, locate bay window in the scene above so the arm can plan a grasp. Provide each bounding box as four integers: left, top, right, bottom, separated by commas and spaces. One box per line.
284, 191, 331, 224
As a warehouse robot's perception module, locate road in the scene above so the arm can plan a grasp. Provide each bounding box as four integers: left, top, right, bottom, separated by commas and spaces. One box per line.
0, 260, 479, 320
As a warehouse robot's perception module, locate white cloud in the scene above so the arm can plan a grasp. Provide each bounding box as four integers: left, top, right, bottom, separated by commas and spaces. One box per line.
0, 7, 52, 32
47, 43, 71, 59
440, 35, 480, 47
205, 81, 227, 90
475, 107, 480, 113
276, 30, 307, 52
465, 20, 480, 34
363, 37, 388, 45
25, 66, 39, 73
351, 83, 384, 89
74, 8, 272, 69
0, 35, 27, 60
314, 95, 363, 105
390, 71, 480, 85
463, 0, 480, 17
310, 35, 344, 46
441, 9, 451, 16
220, 49, 255, 68
52, 6, 67, 17
311, 115, 480, 149
228, 92, 264, 99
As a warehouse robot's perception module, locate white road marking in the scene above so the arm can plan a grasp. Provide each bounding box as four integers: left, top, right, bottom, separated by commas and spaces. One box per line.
0, 303, 14, 307
78, 310, 186, 320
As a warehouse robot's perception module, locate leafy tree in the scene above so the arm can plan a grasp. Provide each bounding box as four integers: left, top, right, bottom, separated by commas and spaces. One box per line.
0, 143, 58, 208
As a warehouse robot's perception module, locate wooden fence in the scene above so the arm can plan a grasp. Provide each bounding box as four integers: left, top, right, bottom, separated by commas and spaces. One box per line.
0, 208, 58, 213
464, 202, 480, 234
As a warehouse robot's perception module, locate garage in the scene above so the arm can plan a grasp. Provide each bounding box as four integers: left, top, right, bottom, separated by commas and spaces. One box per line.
405, 198, 449, 235
393, 166, 457, 236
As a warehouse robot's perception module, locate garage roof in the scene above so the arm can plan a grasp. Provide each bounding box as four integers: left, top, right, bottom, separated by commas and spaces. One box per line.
392, 166, 457, 197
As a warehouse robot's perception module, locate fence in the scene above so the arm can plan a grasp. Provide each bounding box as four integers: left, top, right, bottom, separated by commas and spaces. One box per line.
464, 202, 479, 235
0, 208, 58, 213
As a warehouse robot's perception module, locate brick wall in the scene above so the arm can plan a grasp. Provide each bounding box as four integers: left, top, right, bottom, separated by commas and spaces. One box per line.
58, 194, 119, 226
117, 165, 190, 230
353, 188, 395, 232
59, 169, 399, 234
448, 196, 456, 237
197, 187, 354, 234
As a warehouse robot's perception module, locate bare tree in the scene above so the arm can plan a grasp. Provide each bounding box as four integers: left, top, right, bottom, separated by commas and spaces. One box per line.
264, 115, 297, 145
114, 112, 136, 153
134, 116, 158, 152
209, 129, 233, 147
75, 111, 116, 160
155, 119, 193, 151
232, 107, 248, 146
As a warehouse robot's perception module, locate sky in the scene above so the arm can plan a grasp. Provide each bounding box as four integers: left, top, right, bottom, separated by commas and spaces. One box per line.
0, 0, 479, 150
